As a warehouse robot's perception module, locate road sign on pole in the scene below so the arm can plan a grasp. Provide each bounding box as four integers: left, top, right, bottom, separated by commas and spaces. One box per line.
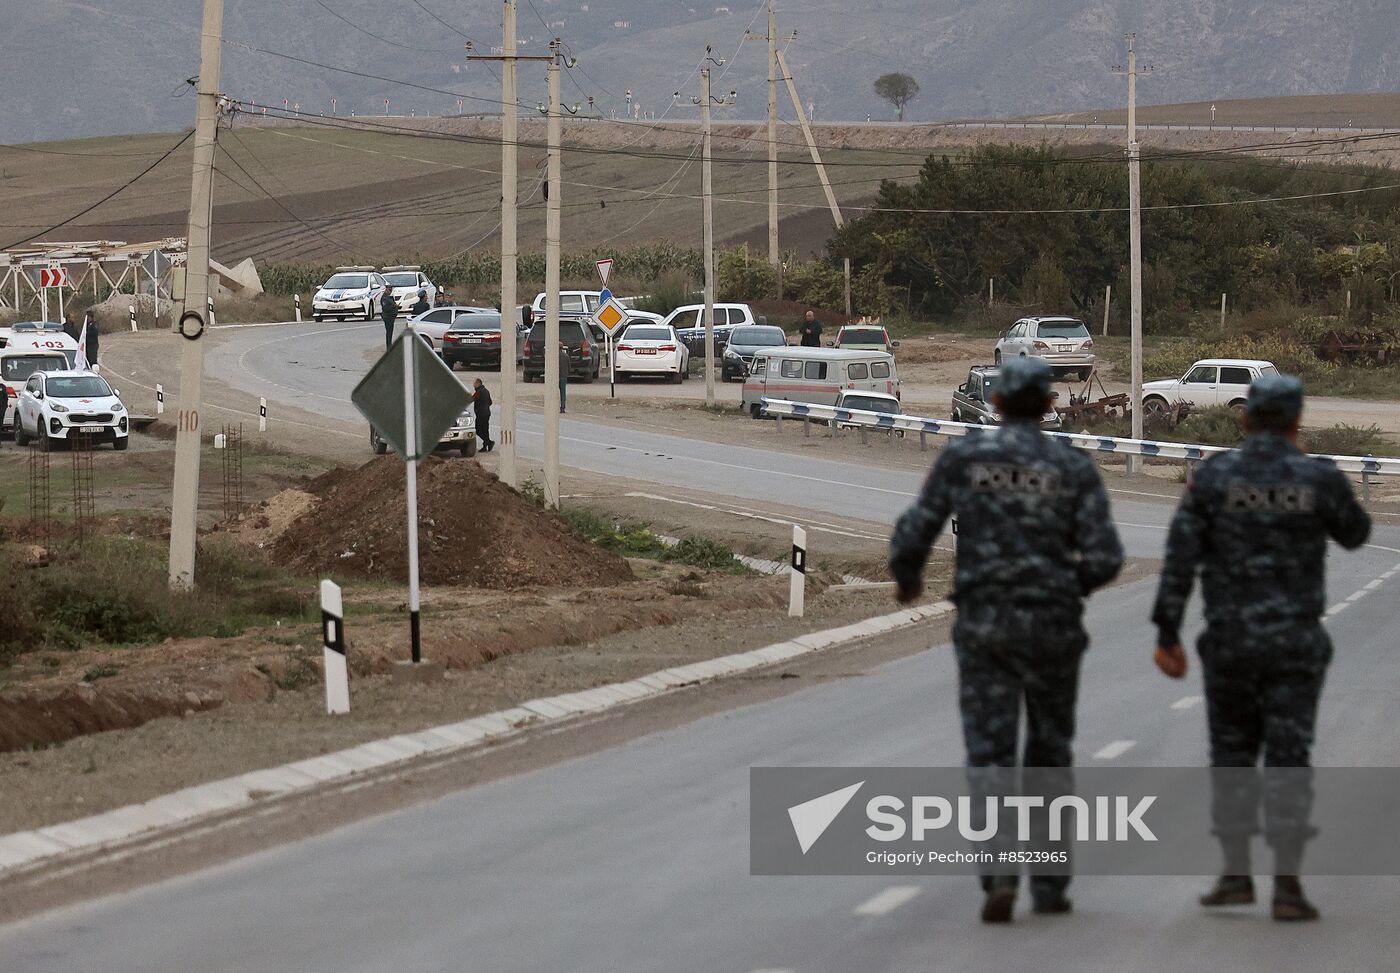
596, 258, 613, 288
351, 329, 471, 666
38, 268, 70, 289
591, 296, 630, 337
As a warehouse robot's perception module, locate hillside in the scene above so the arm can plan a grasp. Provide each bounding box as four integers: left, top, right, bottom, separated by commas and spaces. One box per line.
4, 1, 1400, 144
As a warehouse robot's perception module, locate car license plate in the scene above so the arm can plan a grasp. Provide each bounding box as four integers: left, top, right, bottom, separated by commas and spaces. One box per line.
464, 337, 482, 343
81, 425, 105, 433
1057, 345, 1072, 352
637, 348, 657, 355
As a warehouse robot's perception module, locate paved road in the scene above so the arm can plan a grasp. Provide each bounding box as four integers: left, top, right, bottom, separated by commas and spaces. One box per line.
10, 320, 1396, 970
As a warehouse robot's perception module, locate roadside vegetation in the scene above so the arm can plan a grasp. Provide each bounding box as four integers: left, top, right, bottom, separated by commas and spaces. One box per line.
1079, 405, 1400, 457
0, 536, 314, 666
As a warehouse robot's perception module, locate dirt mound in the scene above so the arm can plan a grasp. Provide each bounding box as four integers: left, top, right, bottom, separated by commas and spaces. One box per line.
273, 457, 633, 589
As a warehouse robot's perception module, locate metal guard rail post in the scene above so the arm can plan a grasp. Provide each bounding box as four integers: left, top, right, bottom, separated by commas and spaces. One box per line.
760, 398, 1400, 478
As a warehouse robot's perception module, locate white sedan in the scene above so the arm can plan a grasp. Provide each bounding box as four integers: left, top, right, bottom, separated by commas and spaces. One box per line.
407, 305, 495, 350
613, 324, 690, 383
14, 370, 129, 451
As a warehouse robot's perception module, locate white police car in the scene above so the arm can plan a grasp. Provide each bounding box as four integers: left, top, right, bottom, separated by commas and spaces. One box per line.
312, 267, 388, 322
13, 370, 129, 451
381, 266, 438, 307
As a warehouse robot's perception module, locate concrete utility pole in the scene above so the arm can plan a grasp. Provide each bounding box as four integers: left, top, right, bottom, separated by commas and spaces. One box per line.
468, 4, 554, 488
749, 2, 780, 292
168, 0, 224, 589
1115, 33, 1150, 474
697, 61, 737, 408
543, 41, 563, 509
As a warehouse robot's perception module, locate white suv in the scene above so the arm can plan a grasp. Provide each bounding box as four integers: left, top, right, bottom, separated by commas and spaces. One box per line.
14, 370, 129, 451
1143, 358, 1279, 416
994, 316, 1096, 380
381, 266, 437, 307
662, 303, 758, 357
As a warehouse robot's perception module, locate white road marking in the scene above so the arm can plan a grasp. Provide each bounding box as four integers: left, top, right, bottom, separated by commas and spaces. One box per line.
750, 968, 795, 973
853, 885, 922, 917
1365, 579, 1384, 590
626, 492, 887, 542
1093, 740, 1137, 760
1171, 695, 1203, 710
1347, 589, 1370, 602
1325, 603, 1350, 617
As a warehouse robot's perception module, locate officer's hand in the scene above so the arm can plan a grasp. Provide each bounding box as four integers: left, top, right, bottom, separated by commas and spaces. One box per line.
895, 581, 922, 605
1154, 644, 1188, 679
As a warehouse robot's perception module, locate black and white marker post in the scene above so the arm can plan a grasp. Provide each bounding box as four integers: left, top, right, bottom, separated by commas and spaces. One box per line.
129, 305, 137, 332
259, 397, 267, 433
789, 525, 807, 618
156, 383, 165, 415
294, 294, 302, 322
321, 579, 349, 714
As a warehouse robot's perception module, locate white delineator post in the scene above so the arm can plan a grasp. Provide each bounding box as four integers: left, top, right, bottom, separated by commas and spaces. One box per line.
156, 383, 165, 415
129, 305, 137, 332
259, 397, 267, 432
321, 579, 349, 715
294, 294, 302, 322
403, 324, 424, 664
789, 525, 807, 618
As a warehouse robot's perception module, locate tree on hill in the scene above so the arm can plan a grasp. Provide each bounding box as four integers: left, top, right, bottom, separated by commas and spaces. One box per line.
874, 72, 920, 121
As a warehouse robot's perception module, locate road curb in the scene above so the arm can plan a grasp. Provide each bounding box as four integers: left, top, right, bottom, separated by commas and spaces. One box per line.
0, 600, 953, 877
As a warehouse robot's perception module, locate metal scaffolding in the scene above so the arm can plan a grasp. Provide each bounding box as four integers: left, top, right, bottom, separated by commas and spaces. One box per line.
0, 239, 186, 321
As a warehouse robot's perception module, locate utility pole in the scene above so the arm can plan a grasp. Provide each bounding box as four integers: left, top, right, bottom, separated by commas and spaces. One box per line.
168, 0, 224, 589
543, 40, 564, 509
469, 7, 553, 488
695, 58, 737, 408
749, 2, 780, 293
1114, 34, 1150, 474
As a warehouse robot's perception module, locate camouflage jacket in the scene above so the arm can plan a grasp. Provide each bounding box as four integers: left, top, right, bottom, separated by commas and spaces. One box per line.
1152, 432, 1371, 643
889, 422, 1125, 607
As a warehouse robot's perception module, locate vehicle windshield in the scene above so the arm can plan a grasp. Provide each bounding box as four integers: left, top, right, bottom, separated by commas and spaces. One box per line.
449, 316, 502, 332
2, 355, 66, 382
1038, 320, 1089, 339
383, 273, 420, 288
729, 326, 785, 347
323, 274, 369, 290
1261, 365, 1280, 376
842, 395, 899, 413
621, 327, 670, 342
46, 376, 114, 398
842, 328, 888, 344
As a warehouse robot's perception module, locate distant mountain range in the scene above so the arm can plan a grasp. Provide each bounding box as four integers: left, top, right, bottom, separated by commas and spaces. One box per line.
5, 0, 1400, 143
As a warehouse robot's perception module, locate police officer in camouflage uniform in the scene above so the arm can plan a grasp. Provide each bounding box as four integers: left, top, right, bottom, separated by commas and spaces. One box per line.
1152, 374, 1370, 922
890, 357, 1125, 924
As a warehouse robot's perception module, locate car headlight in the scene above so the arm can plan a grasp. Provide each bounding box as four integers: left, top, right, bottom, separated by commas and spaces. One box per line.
49, 403, 68, 414
113, 402, 126, 412
723, 347, 739, 359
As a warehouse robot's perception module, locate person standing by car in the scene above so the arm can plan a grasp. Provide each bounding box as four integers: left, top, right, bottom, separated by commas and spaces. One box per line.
472, 378, 495, 452
558, 341, 570, 414
379, 288, 400, 350
61, 313, 79, 341
410, 289, 431, 317
83, 310, 101, 371
1151, 375, 1370, 922
888, 356, 1124, 924
798, 309, 823, 347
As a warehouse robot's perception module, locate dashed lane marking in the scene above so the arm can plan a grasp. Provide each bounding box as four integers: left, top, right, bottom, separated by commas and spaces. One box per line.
1171, 695, 1204, 711
1093, 740, 1137, 760
853, 885, 922, 917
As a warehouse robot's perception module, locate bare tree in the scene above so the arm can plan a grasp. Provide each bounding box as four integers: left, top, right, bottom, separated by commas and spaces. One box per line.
873, 72, 920, 122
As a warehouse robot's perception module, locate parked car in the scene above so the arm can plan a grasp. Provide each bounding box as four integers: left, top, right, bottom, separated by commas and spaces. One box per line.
312, 267, 388, 322
833, 324, 898, 355
408, 305, 495, 351
370, 414, 476, 457
381, 266, 437, 306
1, 348, 68, 433
614, 323, 690, 383
522, 319, 600, 383
441, 312, 519, 370
721, 324, 787, 381
13, 370, 129, 450
742, 348, 899, 420
1142, 358, 1279, 416
952, 366, 1063, 430
531, 291, 604, 317
994, 316, 1096, 380
663, 303, 759, 358
833, 389, 904, 432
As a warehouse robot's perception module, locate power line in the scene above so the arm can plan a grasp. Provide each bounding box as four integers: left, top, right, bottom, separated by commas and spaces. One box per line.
2, 129, 194, 249
309, 0, 461, 53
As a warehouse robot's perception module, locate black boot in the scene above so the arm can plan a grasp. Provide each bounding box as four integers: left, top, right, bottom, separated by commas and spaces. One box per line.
1271, 876, 1319, 922
1200, 875, 1255, 906
981, 880, 1017, 924
1032, 892, 1072, 915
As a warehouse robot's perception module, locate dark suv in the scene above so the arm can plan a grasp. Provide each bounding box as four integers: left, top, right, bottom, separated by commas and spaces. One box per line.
522, 318, 599, 383
952, 366, 1062, 430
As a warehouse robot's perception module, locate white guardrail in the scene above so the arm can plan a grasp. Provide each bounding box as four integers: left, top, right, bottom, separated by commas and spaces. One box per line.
760, 398, 1400, 479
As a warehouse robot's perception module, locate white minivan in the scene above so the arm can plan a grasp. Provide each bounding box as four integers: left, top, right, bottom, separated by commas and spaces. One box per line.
742, 347, 900, 419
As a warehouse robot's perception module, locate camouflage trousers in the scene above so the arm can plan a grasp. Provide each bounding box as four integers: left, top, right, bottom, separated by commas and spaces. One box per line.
953, 600, 1088, 897
1199, 623, 1330, 865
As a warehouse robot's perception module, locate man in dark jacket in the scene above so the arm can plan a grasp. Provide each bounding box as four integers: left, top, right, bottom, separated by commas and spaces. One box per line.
409, 289, 431, 317
798, 310, 823, 347
83, 311, 100, 370
889, 356, 1124, 924
1152, 374, 1370, 922
380, 289, 400, 350
471, 378, 494, 452
61, 314, 79, 341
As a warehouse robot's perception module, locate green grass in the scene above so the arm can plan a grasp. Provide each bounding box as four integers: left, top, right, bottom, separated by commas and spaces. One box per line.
561, 508, 749, 574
